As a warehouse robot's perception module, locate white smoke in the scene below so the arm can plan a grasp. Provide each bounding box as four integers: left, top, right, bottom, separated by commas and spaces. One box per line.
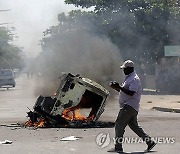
0, 0, 78, 57
33, 30, 123, 96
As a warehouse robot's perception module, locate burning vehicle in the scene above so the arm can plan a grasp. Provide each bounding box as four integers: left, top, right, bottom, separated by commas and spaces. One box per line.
25, 73, 110, 128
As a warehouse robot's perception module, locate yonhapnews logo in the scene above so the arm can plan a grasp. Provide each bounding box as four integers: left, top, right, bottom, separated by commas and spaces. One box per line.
96, 132, 111, 148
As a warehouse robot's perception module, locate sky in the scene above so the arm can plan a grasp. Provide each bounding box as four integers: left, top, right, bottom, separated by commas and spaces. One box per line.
0, 0, 78, 57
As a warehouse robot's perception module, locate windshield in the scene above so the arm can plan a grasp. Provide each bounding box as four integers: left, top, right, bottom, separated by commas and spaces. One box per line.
0, 70, 13, 76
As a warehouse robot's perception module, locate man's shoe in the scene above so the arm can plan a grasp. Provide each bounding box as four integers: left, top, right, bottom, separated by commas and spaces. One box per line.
107, 147, 123, 153
145, 141, 157, 152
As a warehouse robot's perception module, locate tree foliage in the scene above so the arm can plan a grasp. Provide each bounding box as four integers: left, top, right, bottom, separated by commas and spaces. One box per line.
64, 0, 180, 64
0, 27, 24, 69
40, 0, 180, 78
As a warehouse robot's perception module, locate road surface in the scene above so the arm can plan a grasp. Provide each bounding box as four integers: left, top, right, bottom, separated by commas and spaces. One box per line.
0, 75, 180, 154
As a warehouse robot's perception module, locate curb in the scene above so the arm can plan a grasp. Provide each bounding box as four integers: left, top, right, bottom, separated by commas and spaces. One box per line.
152, 107, 180, 113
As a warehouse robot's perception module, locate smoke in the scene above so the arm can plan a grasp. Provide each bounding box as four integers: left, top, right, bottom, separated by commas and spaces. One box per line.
0, 0, 79, 57
2, 1, 178, 94
0, 0, 123, 96
33, 30, 123, 96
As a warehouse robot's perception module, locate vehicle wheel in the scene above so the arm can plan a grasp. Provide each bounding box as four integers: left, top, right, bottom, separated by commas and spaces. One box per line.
13, 85, 15, 87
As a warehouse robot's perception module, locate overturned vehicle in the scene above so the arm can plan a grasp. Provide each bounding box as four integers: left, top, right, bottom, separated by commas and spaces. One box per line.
26, 73, 110, 128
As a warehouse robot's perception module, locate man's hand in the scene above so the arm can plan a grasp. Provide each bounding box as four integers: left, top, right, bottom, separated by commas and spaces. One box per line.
109, 81, 135, 96
109, 81, 121, 92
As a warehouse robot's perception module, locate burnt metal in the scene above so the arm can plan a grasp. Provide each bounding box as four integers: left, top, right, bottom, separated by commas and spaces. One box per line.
34, 105, 69, 125
55, 100, 61, 107
27, 111, 39, 123
26, 73, 109, 127
45, 121, 115, 128
34, 95, 56, 114
63, 100, 73, 108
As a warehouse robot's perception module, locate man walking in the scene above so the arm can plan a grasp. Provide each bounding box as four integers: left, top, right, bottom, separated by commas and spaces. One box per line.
108, 60, 156, 153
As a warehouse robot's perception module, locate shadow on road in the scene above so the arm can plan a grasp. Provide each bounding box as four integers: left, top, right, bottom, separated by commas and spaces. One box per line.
121, 151, 157, 154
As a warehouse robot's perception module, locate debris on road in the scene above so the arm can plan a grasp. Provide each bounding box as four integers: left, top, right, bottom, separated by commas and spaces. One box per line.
0, 140, 12, 144
60, 136, 82, 141
0, 123, 24, 130
25, 73, 110, 128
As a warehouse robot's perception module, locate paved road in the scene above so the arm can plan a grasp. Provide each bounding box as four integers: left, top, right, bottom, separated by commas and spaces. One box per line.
0, 75, 180, 154
0, 75, 37, 122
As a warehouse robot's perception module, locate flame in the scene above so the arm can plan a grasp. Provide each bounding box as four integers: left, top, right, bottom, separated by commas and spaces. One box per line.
62, 108, 95, 122
62, 109, 87, 121
25, 119, 33, 127
25, 118, 46, 128
74, 109, 87, 121
34, 118, 46, 127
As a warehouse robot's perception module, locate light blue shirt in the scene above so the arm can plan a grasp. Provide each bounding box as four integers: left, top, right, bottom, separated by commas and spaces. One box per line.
119, 71, 142, 112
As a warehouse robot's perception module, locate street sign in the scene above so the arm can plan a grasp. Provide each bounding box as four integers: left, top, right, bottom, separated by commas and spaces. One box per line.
164, 46, 180, 57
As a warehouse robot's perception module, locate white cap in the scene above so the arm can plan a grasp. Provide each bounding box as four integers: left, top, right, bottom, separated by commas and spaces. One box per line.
120, 60, 134, 69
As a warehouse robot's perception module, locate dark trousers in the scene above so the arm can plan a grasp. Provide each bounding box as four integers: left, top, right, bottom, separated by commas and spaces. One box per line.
115, 105, 151, 149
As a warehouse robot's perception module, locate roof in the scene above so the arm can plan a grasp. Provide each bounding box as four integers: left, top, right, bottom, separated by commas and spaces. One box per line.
81, 77, 109, 95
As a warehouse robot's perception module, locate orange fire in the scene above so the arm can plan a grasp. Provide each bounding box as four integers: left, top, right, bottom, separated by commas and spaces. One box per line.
25, 118, 46, 128
62, 109, 87, 121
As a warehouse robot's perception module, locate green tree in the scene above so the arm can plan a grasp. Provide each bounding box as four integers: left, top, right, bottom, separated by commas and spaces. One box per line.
65, 0, 180, 65
40, 0, 179, 78
0, 27, 24, 69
